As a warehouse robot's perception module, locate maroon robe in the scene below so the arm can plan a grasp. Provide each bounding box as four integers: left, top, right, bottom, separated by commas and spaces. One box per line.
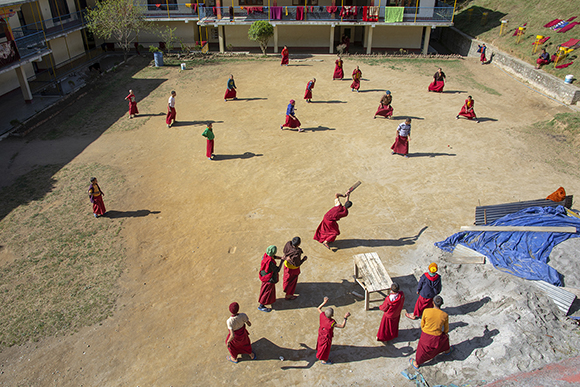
316, 312, 335, 361
226, 325, 252, 358
391, 135, 409, 155
88, 183, 106, 216
304, 80, 314, 100
428, 71, 445, 92
224, 88, 237, 100
258, 253, 278, 305
281, 48, 289, 65
166, 106, 176, 124
351, 69, 362, 90
126, 94, 138, 115
282, 115, 301, 129
333, 59, 344, 79
283, 266, 300, 295
458, 99, 476, 119
416, 331, 450, 365
313, 204, 349, 243
375, 104, 393, 118
377, 291, 405, 342
206, 139, 214, 158
413, 295, 434, 318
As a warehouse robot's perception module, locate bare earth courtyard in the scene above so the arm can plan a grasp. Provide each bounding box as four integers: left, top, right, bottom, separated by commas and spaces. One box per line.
0, 54, 579, 386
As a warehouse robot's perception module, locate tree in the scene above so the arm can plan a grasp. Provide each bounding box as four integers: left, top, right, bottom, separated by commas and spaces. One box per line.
248, 21, 274, 56
86, 0, 150, 62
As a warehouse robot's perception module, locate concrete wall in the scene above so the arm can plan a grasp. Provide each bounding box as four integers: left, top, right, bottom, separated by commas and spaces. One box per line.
372, 25, 422, 49
48, 30, 85, 67
278, 25, 329, 47
0, 63, 35, 97
440, 27, 580, 105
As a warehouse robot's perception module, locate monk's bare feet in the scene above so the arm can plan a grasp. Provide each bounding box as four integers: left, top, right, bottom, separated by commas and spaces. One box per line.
250, 352, 256, 360
405, 312, 418, 320
322, 242, 331, 250
227, 355, 238, 363
285, 295, 298, 300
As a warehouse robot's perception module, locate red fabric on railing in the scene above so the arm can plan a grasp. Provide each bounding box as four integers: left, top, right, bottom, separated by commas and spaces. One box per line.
296, 6, 304, 20
326, 5, 337, 13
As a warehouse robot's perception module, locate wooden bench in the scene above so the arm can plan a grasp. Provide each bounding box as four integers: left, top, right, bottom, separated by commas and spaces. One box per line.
353, 252, 392, 310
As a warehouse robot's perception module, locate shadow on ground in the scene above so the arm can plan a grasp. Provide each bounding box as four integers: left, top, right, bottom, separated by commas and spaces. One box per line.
213, 152, 263, 161
104, 210, 161, 219
331, 226, 428, 250
272, 279, 359, 311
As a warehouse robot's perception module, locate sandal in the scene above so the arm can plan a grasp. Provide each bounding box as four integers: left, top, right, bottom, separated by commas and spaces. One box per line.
321, 360, 333, 365
443, 346, 454, 356
227, 356, 238, 364
250, 352, 256, 360
409, 358, 419, 370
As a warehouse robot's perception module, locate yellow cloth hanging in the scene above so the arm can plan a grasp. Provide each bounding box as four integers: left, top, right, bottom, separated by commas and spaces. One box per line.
285, 6, 288, 15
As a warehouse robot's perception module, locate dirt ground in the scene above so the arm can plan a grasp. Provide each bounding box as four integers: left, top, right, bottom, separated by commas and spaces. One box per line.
0, 54, 579, 386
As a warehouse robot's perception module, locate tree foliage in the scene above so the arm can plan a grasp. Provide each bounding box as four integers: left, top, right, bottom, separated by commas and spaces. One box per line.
248, 21, 274, 55
86, 0, 150, 61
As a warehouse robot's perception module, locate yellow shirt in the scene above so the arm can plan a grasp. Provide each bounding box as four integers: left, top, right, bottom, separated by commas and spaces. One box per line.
421, 308, 448, 336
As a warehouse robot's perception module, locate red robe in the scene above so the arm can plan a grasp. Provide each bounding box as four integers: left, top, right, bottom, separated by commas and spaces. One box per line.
126, 94, 138, 115
375, 104, 393, 118
413, 295, 434, 318
316, 312, 335, 361
206, 139, 214, 158
282, 115, 301, 128
226, 325, 252, 358
313, 204, 349, 243
281, 48, 289, 65
416, 332, 450, 365
224, 88, 237, 99
377, 291, 405, 342
458, 99, 476, 119
283, 265, 300, 295
351, 69, 362, 90
428, 72, 445, 92
391, 135, 409, 155
89, 183, 106, 216
258, 253, 278, 305
304, 80, 315, 100
333, 60, 344, 79
166, 106, 176, 124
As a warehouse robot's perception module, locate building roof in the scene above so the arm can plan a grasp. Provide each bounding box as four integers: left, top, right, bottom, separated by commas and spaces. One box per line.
0, 0, 37, 8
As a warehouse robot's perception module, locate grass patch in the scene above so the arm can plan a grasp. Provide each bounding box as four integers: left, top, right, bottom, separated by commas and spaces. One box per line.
0, 163, 125, 347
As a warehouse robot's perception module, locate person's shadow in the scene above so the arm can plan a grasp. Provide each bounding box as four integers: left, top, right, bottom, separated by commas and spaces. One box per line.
134, 113, 165, 117
104, 210, 160, 218
476, 117, 498, 123
272, 279, 359, 311
234, 97, 268, 101
430, 325, 499, 365
213, 152, 263, 161
443, 297, 491, 316
171, 120, 224, 127
331, 226, 428, 250
391, 116, 424, 121
309, 100, 347, 104
407, 152, 456, 158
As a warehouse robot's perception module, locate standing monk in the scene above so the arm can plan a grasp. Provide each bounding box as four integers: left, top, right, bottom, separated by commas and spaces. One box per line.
374, 90, 393, 119
224, 74, 237, 101
281, 45, 289, 66
125, 89, 138, 119
258, 245, 283, 312
166, 90, 177, 127
351, 66, 362, 92
316, 297, 350, 365
313, 192, 352, 249
391, 118, 411, 158
377, 282, 405, 342
304, 78, 316, 103
282, 237, 308, 300
478, 43, 487, 64
226, 302, 256, 363
88, 177, 106, 218
428, 68, 446, 92
333, 56, 344, 80
341, 33, 350, 53
202, 123, 215, 160
456, 96, 478, 122
280, 99, 302, 132
406, 263, 442, 320
410, 296, 451, 369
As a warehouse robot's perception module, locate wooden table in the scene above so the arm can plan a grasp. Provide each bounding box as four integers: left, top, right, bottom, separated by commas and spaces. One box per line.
353, 252, 392, 310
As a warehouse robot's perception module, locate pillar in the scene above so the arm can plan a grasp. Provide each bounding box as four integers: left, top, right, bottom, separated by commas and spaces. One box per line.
366, 25, 374, 54
422, 26, 431, 55
218, 25, 224, 53
329, 25, 335, 54
274, 25, 278, 53
15, 66, 33, 103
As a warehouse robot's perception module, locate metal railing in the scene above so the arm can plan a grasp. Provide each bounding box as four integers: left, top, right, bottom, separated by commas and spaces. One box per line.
13, 31, 49, 60
11, 10, 87, 41
143, 4, 454, 23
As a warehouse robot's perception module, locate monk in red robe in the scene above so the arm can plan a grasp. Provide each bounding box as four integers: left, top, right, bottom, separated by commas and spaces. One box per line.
166, 90, 176, 127
125, 89, 138, 118
258, 245, 283, 312
224, 74, 237, 101
304, 78, 315, 103
282, 237, 308, 300
313, 192, 352, 249
351, 66, 362, 92
428, 68, 446, 92
391, 118, 411, 158
374, 90, 393, 119
88, 177, 106, 218
536, 48, 551, 69
316, 297, 350, 364
280, 100, 302, 131
333, 56, 344, 80
410, 296, 451, 369
377, 282, 405, 342
226, 302, 256, 363
281, 45, 289, 66
456, 96, 478, 122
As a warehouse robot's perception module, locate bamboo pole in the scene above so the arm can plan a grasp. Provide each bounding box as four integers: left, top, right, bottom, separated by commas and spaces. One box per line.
413, 0, 418, 23
166, 0, 170, 18
451, 0, 457, 23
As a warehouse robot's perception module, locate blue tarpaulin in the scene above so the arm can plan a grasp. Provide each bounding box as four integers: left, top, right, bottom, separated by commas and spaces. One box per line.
435, 206, 580, 286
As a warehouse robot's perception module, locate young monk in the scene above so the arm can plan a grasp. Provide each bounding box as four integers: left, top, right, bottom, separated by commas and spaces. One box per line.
280, 99, 302, 132
226, 302, 256, 363
536, 48, 550, 69
351, 66, 362, 92
333, 56, 344, 80
258, 245, 283, 312
282, 237, 308, 300
428, 68, 446, 92
456, 96, 478, 122
304, 78, 316, 103
406, 263, 442, 320
88, 177, 106, 218
316, 297, 351, 364
224, 74, 237, 101
478, 43, 487, 64
281, 45, 289, 66
313, 192, 352, 249
391, 118, 411, 158
166, 90, 177, 127
202, 123, 215, 160
125, 89, 138, 118
377, 282, 405, 342
374, 90, 393, 119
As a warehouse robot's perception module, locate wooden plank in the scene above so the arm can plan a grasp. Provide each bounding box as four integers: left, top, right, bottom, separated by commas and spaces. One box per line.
446, 256, 485, 264
460, 226, 577, 233
449, 244, 486, 264
353, 253, 391, 293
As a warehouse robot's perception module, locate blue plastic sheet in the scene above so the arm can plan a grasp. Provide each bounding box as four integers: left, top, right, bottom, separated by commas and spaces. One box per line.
435, 206, 580, 286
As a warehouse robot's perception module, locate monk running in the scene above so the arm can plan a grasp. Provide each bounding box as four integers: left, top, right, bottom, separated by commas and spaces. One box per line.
166, 90, 177, 127
313, 192, 352, 249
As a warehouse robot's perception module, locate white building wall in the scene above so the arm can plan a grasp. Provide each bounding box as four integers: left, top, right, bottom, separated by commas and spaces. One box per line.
277, 25, 329, 47
48, 30, 85, 67
372, 25, 422, 49
0, 63, 35, 97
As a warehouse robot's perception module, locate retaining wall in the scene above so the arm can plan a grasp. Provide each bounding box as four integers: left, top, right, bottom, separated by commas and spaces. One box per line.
439, 27, 580, 105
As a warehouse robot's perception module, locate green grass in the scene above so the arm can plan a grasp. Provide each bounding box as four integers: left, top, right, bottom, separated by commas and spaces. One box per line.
453, 0, 579, 80
0, 163, 125, 347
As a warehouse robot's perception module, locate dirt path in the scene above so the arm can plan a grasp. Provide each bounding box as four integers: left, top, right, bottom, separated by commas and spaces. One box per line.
0, 55, 578, 386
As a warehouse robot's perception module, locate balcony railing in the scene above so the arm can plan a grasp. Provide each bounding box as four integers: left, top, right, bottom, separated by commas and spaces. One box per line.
13, 31, 49, 60
144, 4, 453, 23
11, 10, 87, 42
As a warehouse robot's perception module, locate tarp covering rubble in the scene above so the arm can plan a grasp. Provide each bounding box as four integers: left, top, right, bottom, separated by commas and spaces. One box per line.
435, 206, 580, 286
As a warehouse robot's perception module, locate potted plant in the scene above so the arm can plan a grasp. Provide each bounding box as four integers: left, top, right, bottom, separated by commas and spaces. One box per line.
149, 45, 163, 67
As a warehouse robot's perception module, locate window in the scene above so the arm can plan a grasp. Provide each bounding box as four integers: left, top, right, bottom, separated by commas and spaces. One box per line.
239, 0, 264, 5
147, 0, 178, 11
292, 0, 318, 5
48, 0, 71, 19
